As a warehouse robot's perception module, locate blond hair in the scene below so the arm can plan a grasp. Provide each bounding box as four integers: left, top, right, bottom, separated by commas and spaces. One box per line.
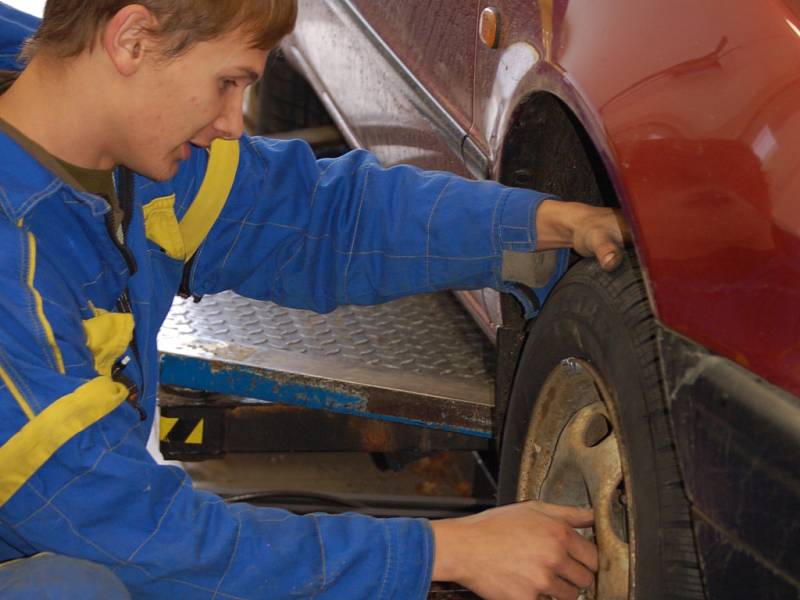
21, 0, 297, 61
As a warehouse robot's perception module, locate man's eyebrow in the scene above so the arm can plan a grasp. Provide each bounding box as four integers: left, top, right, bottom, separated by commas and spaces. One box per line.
232, 67, 260, 82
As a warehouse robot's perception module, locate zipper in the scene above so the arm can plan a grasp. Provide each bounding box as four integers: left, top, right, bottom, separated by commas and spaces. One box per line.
110, 356, 145, 421
178, 254, 194, 299
106, 170, 137, 275
178, 253, 203, 303
108, 167, 146, 421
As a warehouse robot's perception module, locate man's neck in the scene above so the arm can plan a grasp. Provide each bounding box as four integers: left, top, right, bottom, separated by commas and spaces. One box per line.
0, 54, 118, 170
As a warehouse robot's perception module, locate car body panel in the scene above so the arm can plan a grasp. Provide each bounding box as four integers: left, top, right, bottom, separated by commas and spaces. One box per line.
660, 328, 800, 595
284, 0, 471, 175
470, 0, 800, 397
351, 0, 479, 132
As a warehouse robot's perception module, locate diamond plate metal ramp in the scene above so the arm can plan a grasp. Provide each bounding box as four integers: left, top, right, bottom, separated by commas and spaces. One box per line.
158, 292, 496, 437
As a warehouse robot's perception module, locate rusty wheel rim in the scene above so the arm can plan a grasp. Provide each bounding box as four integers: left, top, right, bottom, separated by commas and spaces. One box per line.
516, 358, 632, 600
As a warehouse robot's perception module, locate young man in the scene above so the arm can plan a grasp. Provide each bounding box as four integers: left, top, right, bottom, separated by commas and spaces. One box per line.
0, 1, 626, 598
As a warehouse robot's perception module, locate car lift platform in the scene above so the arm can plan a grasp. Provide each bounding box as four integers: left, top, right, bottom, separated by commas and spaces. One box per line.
157, 291, 497, 460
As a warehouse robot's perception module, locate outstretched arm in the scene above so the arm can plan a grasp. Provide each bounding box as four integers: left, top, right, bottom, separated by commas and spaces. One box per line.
182, 137, 629, 317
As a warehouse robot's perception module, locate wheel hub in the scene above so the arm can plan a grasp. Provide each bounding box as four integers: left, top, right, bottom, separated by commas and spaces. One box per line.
517, 358, 631, 599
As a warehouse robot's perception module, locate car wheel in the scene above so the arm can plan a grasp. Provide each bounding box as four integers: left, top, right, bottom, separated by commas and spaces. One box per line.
497, 255, 704, 600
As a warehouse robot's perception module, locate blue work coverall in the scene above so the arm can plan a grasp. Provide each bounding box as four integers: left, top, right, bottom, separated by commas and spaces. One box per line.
0, 3, 566, 598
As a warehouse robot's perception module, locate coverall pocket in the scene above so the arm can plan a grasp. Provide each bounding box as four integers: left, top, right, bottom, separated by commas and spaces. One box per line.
82, 311, 134, 377
142, 195, 186, 261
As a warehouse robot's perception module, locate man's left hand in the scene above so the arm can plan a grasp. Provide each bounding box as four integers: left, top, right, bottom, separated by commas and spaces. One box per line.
535, 200, 631, 271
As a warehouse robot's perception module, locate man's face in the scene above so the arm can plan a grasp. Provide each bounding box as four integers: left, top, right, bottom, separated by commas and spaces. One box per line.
117, 29, 268, 181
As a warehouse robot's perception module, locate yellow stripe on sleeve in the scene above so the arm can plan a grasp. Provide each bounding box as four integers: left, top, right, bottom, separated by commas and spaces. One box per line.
179, 138, 240, 260
0, 376, 129, 506
27, 232, 65, 374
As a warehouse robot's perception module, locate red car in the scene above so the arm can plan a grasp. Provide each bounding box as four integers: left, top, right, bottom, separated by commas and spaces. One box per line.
264, 1, 800, 598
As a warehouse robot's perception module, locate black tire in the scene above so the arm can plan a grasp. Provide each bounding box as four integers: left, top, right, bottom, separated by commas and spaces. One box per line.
497, 255, 704, 600
256, 50, 333, 135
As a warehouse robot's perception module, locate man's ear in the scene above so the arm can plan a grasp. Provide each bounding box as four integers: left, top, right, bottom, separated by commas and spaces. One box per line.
102, 4, 158, 76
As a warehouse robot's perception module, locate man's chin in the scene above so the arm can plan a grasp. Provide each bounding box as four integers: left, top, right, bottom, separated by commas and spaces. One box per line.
129, 160, 181, 182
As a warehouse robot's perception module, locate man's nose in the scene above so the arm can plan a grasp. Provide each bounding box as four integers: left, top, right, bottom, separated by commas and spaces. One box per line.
214, 92, 246, 141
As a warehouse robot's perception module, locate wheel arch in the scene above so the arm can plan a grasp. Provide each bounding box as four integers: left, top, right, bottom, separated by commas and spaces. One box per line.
496, 91, 618, 210
491, 91, 649, 445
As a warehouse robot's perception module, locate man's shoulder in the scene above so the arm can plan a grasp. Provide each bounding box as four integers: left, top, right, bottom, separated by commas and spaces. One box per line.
0, 130, 68, 222
0, 4, 39, 72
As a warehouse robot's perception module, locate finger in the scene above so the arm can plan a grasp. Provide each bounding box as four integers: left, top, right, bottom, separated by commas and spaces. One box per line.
558, 555, 595, 589
535, 502, 594, 528
567, 530, 599, 572
602, 250, 622, 271
593, 239, 623, 271
542, 575, 580, 600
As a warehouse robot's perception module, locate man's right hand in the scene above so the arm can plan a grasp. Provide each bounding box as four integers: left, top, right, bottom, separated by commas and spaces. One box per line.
430, 500, 597, 600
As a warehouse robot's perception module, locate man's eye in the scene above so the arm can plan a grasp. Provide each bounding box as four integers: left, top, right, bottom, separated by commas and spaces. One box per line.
221, 79, 238, 90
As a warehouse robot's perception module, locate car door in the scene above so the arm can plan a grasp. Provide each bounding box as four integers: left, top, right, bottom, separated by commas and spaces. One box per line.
351, 0, 478, 133
287, 0, 479, 174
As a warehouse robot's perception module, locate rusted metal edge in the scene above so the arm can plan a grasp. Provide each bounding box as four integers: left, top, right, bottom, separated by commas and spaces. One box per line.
158, 339, 493, 437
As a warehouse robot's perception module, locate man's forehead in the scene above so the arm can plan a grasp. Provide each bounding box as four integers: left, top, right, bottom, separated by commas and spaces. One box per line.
184, 32, 267, 77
